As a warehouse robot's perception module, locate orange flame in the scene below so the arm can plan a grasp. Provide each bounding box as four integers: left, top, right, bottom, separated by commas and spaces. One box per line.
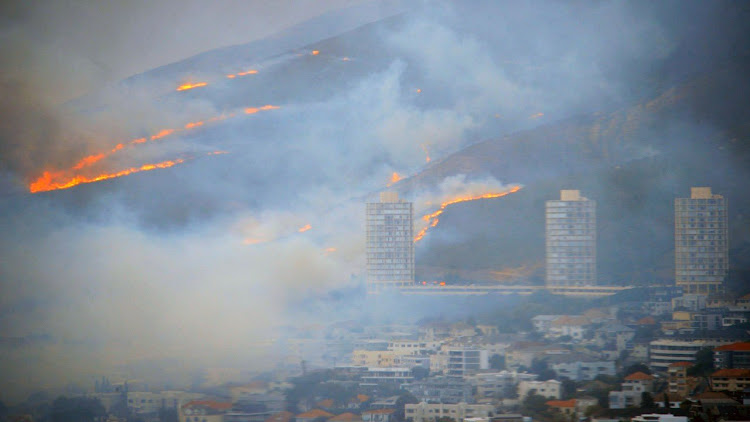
245, 105, 280, 114
298, 224, 312, 233
176, 82, 208, 91
529, 112, 544, 119
184, 121, 204, 129
324, 247, 337, 253
421, 144, 431, 163
413, 185, 522, 242
311, 50, 320, 56
387, 172, 403, 187
30, 159, 186, 193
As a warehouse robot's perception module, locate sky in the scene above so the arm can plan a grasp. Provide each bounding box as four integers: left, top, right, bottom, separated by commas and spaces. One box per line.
0, 0, 748, 404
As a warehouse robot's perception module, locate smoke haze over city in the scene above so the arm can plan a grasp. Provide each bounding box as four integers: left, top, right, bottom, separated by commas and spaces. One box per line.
1, 0, 749, 408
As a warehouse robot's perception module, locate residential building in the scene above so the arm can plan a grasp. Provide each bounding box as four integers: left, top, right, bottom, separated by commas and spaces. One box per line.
403, 377, 473, 404
351, 350, 398, 367
714, 342, 750, 369
608, 372, 654, 409
366, 192, 414, 294
545, 190, 596, 287
650, 339, 727, 371
468, 371, 537, 399
442, 346, 489, 378
551, 360, 616, 381
362, 409, 395, 422
405, 402, 495, 422
517, 380, 561, 400
667, 362, 694, 396
675, 187, 728, 295
179, 401, 232, 422
709, 368, 750, 392
360, 367, 413, 386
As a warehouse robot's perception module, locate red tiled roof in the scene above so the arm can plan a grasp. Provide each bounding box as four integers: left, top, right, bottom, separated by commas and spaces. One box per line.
625, 371, 654, 381
714, 342, 750, 352
330, 413, 363, 422
669, 361, 693, 367
266, 411, 295, 422
183, 400, 232, 411
546, 399, 576, 408
317, 399, 335, 408
297, 409, 335, 419
363, 409, 395, 415
355, 394, 370, 403
636, 316, 656, 325
711, 368, 750, 377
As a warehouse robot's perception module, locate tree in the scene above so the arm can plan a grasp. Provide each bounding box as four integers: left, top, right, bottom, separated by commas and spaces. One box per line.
50, 397, 105, 422
687, 348, 714, 377
489, 354, 506, 370
561, 379, 577, 400
623, 363, 651, 377
412, 366, 430, 380
640, 392, 655, 409
521, 392, 549, 415
394, 392, 418, 422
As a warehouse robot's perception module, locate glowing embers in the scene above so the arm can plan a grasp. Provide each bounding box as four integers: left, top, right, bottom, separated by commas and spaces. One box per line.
28, 105, 279, 193
176, 82, 208, 91
413, 185, 523, 242
387, 172, 403, 187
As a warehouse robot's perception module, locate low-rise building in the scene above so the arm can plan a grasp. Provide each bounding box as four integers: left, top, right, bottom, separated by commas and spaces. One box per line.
360, 367, 413, 386
517, 380, 561, 400
551, 359, 616, 381
468, 371, 537, 399
714, 342, 750, 369
666, 362, 694, 396
709, 368, 750, 392
296, 409, 335, 422
631, 414, 687, 422
362, 409, 395, 422
405, 402, 495, 422
352, 350, 398, 367
179, 400, 232, 422
403, 377, 473, 404
608, 372, 654, 409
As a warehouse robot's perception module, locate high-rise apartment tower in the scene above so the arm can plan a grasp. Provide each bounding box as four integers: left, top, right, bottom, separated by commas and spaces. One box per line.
675, 187, 728, 295
366, 192, 414, 294
546, 190, 597, 287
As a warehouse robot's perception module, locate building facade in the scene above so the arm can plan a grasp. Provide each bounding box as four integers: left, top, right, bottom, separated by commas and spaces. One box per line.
545, 190, 596, 287
366, 192, 414, 294
675, 187, 728, 295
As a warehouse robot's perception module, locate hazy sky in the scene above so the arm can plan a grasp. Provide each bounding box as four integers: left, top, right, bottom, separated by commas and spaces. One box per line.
0, 0, 367, 103
1, 0, 747, 405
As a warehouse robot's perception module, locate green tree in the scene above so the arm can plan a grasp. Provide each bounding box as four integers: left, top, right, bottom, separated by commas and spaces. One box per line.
687, 348, 714, 377
521, 392, 549, 415
489, 354, 506, 370
393, 392, 418, 422
561, 379, 577, 400
623, 363, 651, 377
50, 397, 105, 422
412, 366, 430, 380
640, 392, 655, 409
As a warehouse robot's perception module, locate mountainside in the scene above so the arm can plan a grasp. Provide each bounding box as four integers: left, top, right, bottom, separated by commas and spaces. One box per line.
402, 58, 750, 288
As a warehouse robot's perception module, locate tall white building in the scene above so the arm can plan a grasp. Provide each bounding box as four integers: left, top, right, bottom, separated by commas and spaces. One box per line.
545, 190, 597, 287
675, 187, 728, 295
366, 192, 414, 294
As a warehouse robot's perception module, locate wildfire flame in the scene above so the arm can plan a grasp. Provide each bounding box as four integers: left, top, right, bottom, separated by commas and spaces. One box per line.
387, 172, 403, 187
30, 159, 186, 193
28, 105, 278, 193
324, 247, 337, 253
421, 144, 431, 163
529, 112, 544, 119
311, 50, 320, 56
413, 185, 523, 242
298, 224, 312, 233
227, 70, 258, 78
176, 82, 208, 91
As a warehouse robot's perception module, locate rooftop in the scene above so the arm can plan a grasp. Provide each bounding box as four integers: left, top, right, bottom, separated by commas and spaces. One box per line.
546, 399, 577, 408
297, 409, 335, 419
625, 372, 655, 381
714, 342, 750, 352
711, 368, 750, 377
